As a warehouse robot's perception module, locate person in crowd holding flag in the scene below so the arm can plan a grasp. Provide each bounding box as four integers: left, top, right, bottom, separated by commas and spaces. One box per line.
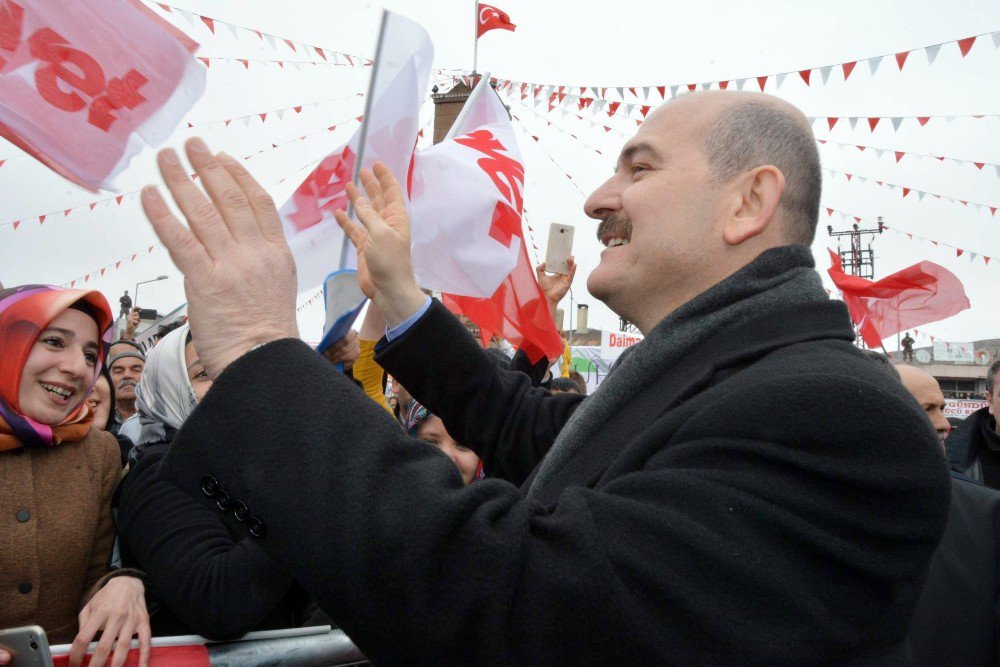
116, 324, 324, 639
0, 285, 150, 667
139, 90, 948, 663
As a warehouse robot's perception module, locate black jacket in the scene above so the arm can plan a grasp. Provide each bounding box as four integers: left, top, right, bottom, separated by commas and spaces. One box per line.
947, 407, 1000, 485
117, 443, 313, 639
157, 298, 949, 664
908, 472, 1000, 665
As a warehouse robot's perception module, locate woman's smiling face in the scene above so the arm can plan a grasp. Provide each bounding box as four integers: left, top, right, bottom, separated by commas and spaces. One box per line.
18, 308, 99, 425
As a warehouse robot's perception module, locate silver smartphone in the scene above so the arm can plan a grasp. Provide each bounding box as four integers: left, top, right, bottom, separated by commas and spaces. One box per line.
545, 223, 575, 274
0, 626, 52, 667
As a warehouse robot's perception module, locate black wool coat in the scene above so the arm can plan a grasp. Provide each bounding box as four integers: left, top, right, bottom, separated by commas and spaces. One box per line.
908, 472, 1000, 666
157, 299, 949, 665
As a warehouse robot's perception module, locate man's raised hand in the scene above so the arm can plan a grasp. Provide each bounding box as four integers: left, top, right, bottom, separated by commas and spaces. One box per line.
140, 138, 299, 379
334, 163, 426, 329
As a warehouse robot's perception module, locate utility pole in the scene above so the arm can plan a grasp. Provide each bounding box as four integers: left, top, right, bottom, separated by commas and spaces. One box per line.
827, 216, 886, 348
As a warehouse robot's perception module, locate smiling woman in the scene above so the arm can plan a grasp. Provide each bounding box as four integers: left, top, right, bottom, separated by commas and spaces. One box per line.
0, 285, 152, 667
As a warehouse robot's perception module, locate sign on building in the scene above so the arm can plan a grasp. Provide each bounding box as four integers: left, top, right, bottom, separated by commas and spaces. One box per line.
933, 341, 975, 364
944, 399, 988, 420
600, 330, 643, 362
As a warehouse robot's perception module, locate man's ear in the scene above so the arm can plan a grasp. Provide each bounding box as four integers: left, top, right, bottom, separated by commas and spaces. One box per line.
722, 165, 785, 246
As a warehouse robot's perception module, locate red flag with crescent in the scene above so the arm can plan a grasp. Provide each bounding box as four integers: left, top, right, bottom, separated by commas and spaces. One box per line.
476, 3, 516, 38
827, 249, 970, 349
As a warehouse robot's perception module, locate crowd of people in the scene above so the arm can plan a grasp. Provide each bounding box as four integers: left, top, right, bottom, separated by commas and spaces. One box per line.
2, 90, 998, 665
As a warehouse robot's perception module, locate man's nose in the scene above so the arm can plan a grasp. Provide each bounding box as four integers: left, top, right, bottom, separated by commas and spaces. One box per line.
584, 175, 622, 221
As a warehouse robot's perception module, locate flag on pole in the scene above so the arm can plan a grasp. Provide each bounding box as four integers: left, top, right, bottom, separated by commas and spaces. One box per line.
476, 3, 516, 38
278, 10, 433, 292
827, 250, 971, 349
0, 0, 204, 190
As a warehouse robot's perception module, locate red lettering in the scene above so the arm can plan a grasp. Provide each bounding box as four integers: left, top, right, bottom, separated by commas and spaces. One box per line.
454, 129, 524, 211
30, 27, 105, 112
88, 69, 148, 130
0, 1, 24, 68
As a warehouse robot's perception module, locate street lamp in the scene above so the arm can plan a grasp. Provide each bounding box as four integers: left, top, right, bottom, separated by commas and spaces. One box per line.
134, 275, 168, 311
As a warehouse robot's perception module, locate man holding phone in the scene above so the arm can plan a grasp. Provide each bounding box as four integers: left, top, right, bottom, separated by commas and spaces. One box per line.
139, 93, 948, 663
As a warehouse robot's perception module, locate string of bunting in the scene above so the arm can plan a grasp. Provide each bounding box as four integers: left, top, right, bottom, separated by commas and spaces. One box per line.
509, 105, 615, 162
823, 167, 999, 216
823, 206, 996, 267
2, 112, 368, 231
511, 120, 589, 198
816, 137, 1000, 177
494, 29, 1000, 103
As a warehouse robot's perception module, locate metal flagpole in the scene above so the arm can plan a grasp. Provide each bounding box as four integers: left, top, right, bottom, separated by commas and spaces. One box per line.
472, 0, 479, 75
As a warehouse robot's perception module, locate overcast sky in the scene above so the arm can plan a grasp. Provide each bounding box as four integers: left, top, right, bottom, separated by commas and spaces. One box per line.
2, 0, 998, 348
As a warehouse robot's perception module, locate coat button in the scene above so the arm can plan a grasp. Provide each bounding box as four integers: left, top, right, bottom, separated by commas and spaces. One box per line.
233, 501, 249, 522
200, 475, 220, 498
18, 582, 32, 594
16, 509, 29, 522
247, 516, 266, 539
216, 490, 233, 512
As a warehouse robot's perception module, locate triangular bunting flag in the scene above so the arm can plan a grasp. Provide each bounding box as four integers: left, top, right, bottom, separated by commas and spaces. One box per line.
225, 22, 239, 40
12, 221, 20, 230
874, 148, 884, 159
38, 215, 45, 224
842, 61, 857, 79
895, 51, 909, 70
115, 195, 124, 205
776, 72, 788, 88
819, 66, 833, 84
868, 117, 880, 131
197, 57, 209, 68
798, 69, 811, 85
868, 56, 883, 75
969, 252, 978, 262
957, 36, 976, 57
848, 117, 859, 131
827, 117, 838, 130
687, 84, 697, 92
917, 116, 930, 126
925, 43, 941, 65
656, 86, 665, 98
239, 59, 249, 69
757, 76, 768, 91
902, 187, 911, 197
200, 16, 215, 33
895, 151, 905, 163
284, 38, 297, 52
891, 117, 904, 131
735, 79, 747, 91
670, 85, 680, 98
956, 248, 964, 257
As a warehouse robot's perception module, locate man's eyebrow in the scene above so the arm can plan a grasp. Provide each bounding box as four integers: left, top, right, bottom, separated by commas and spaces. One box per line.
615, 142, 665, 173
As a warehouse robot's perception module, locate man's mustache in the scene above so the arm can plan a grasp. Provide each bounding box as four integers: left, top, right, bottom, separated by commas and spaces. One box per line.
596, 213, 632, 243
117, 378, 137, 389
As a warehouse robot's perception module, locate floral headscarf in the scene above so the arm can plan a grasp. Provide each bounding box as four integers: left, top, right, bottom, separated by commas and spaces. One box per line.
0, 285, 113, 450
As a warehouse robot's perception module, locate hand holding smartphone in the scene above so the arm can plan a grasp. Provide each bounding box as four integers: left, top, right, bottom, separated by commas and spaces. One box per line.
0, 626, 52, 667
544, 223, 575, 275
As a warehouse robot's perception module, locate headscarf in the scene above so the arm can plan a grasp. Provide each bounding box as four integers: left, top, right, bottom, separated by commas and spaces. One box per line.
0, 285, 113, 450
133, 323, 197, 447
405, 399, 484, 482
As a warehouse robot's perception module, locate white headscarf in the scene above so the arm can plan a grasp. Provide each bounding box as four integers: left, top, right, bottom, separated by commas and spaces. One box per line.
134, 323, 197, 431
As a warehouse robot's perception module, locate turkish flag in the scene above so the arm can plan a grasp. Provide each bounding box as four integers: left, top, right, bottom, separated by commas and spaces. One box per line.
827, 250, 971, 348
477, 3, 516, 38
0, 0, 204, 190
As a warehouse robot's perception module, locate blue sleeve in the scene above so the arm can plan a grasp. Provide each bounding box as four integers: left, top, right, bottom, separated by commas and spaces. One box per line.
385, 295, 433, 341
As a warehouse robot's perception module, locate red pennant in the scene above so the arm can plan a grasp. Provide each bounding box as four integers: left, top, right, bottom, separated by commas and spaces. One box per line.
902, 188, 911, 197
293, 106, 302, 113
846, 173, 853, 182
656, 86, 665, 98
827, 117, 838, 130
197, 57, 210, 68
639, 105, 651, 118
224, 119, 232, 127
284, 39, 297, 52
148, 246, 154, 253
986, 257, 992, 266
957, 36, 976, 57
895, 51, 909, 70
826, 208, 834, 216
116, 261, 121, 269
38, 215, 45, 224
856, 145, 866, 152
100, 268, 106, 277
277, 61, 284, 68
70, 280, 76, 287
974, 162, 985, 170
0, 160, 4, 168
687, 83, 696, 91
842, 61, 857, 80
327, 125, 336, 131
116, 195, 124, 205
718, 80, 729, 90
131, 254, 138, 261
854, 216, 862, 223
200, 16, 215, 33
63, 209, 71, 217
356, 115, 363, 122
635, 119, 642, 127
259, 113, 267, 122
239, 59, 249, 69
603, 125, 612, 132
917, 117, 930, 126
532, 135, 539, 142
315, 47, 327, 61
818, 139, 827, 144
956, 249, 964, 257
868, 117, 880, 131
798, 69, 811, 85
990, 207, 997, 216
895, 151, 905, 163
90, 203, 97, 210
84, 274, 90, 283
157, 2, 171, 10
607, 101, 620, 116
253, 29, 263, 40
757, 76, 768, 91
627, 87, 637, 97
12, 220, 20, 230
959, 200, 967, 206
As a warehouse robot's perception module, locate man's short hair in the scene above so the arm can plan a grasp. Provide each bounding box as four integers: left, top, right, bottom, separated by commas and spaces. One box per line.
987, 359, 1000, 394
550, 377, 583, 394
702, 100, 822, 245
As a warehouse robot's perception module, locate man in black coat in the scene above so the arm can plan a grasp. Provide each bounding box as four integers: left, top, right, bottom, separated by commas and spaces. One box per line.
947, 359, 1000, 487
138, 93, 949, 663
895, 364, 1000, 665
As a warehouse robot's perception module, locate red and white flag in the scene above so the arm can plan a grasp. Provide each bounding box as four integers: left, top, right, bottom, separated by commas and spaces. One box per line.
279, 10, 432, 292
415, 78, 561, 362
476, 3, 515, 38
0, 0, 204, 190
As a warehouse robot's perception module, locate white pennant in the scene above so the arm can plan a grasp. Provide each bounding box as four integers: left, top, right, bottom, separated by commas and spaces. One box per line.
925, 44, 942, 65
874, 148, 884, 159
945, 116, 956, 122
641, 86, 651, 99
917, 191, 926, 202
177, 9, 196, 26
868, 56, 883, 75
264, 33, 277, 50
593, 98, 607, 112
560, 107, 570, 118
670, 85, 680, 98
970, 252, 978, 262
856, 176, 867, 185
616, 87, 625, 99
819, 66, 833, 84
225, 22, 240, 40
992, 31, 1000, 49
624, 103, 635, 116
775, 72, 788, 88
994, 165, 1000, 179
591, 87, 600, 99
848, 117, 859, 131
240, 116, 251, 127
276, 109, 284, 120
700, 82, 711, 91
891, 117, 904, 131
735, 79, 747, 91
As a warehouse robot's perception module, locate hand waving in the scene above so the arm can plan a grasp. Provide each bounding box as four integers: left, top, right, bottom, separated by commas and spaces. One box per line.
334, 163, 426, 328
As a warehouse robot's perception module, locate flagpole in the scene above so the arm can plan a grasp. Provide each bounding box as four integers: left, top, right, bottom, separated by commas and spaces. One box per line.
472, 0, 479, 75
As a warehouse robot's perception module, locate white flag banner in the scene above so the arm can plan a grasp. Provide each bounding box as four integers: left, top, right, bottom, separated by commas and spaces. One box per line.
408, 78, 523, 297
278, 10, 433, 292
